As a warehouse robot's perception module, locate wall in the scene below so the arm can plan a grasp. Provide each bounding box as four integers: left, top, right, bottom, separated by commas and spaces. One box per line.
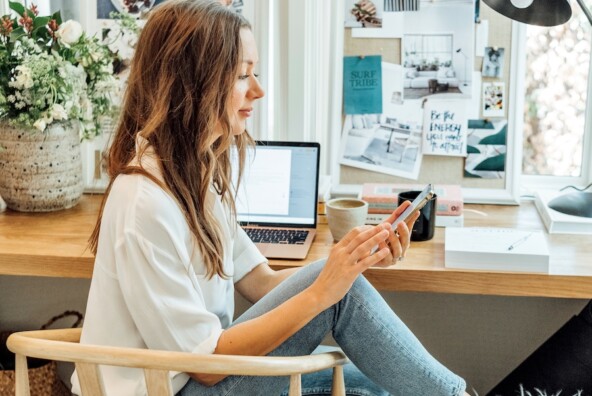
341, 2, 512, 191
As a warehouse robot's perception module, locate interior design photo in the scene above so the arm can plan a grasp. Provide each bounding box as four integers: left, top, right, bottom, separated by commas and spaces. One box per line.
340, 114, 423, 179
402, 0, 475, 100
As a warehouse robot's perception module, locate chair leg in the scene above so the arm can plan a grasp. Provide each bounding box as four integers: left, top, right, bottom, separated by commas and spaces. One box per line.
15, 354, 30, 396
331, 366, 346, 396
288, 374, 302, 396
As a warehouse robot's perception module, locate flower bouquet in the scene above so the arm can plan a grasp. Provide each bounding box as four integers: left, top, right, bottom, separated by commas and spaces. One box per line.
0, 1, 119, 139
0, 2, 122, 211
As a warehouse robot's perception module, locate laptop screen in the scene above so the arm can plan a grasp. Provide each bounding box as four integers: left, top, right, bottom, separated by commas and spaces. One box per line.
233, 141, 320, 228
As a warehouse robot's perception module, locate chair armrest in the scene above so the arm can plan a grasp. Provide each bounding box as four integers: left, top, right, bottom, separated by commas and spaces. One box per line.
7, 328, 349, 376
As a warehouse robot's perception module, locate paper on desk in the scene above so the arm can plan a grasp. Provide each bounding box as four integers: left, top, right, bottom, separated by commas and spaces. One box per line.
445, 227, 550, 273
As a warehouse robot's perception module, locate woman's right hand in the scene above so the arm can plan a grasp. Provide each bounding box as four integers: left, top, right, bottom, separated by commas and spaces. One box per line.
309, 224, 391, 308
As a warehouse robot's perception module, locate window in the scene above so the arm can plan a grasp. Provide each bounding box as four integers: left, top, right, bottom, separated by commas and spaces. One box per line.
521, 5, 592, 183
403, 34, 453, 69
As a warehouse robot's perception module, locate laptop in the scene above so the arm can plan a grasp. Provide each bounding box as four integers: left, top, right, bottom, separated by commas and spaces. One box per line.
233, 141, 320, 259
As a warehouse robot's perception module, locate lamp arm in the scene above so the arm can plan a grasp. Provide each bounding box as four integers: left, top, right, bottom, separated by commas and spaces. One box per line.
575, 0, 592, 26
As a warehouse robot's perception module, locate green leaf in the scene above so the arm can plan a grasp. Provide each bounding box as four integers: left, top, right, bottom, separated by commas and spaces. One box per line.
33, 16, 50, 30
9, 1, 25, 17
468, 119, 494, 129
9, 25, 26, 41
32, 26, 51, 43
479, 124, 507, 145
467, 145, 480, 154
464, 169, 481, 178
51, 11, 62, 25
473, 153, 506, 171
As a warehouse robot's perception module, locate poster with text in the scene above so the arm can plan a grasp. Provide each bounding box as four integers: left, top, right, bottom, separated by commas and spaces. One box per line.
343, 56, 383, 115
421, 99, 468, 156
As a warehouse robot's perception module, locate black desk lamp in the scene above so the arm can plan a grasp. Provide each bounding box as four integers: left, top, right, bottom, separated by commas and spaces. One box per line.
482, 0, 592, 26
484, 0, 592, 218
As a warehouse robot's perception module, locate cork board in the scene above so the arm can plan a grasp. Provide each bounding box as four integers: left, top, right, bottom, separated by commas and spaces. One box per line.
340, 2, 513, 192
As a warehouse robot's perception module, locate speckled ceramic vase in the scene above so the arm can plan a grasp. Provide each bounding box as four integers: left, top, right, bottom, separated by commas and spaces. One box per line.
0, 122, 84, 212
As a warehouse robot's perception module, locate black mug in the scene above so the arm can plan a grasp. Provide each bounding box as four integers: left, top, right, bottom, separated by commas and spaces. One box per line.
398, 190, 437, 241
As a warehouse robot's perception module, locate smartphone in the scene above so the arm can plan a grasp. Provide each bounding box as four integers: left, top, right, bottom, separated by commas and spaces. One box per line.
370, 184, 434, 254
390, 184, 435, 230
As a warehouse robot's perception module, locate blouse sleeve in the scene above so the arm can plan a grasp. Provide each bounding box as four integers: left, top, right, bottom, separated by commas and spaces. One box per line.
232, 225, 267, 283
114, 231, 223, 355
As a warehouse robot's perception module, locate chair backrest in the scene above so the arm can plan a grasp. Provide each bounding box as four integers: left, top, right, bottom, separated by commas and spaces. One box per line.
7, 328, 348, 396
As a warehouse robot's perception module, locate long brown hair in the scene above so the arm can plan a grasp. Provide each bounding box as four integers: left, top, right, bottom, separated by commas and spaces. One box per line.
89, 0, 253, 279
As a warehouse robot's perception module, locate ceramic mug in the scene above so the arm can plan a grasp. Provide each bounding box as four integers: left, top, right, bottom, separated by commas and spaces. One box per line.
398, 190, 438, 241
326, 198, 369, 242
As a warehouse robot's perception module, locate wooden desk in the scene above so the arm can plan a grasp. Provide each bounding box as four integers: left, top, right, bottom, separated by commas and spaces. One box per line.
1, 194, 591, 298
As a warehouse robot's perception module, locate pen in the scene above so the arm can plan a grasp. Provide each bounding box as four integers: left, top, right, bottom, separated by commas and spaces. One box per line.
507, 232, 533, 251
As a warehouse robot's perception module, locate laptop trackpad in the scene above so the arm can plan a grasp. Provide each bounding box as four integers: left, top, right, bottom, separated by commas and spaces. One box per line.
260, 244, 307, 260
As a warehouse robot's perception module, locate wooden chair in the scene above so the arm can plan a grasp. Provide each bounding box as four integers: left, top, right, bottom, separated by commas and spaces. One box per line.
7, 328, 348, 396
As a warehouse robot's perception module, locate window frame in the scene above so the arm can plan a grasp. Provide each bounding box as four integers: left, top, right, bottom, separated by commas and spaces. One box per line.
513, 21, 592, 192
403, 33, 454, 69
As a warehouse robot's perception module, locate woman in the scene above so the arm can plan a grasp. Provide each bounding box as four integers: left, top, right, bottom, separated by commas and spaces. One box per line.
73, 1, 468, 395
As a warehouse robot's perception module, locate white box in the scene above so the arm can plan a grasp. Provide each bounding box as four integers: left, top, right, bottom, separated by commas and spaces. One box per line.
445, 227, 550, 273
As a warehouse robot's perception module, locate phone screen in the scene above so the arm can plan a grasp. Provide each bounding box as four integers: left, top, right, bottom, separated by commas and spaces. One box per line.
390, 184, 434, 230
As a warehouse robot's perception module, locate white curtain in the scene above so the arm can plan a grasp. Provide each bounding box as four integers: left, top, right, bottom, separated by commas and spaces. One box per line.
249, 0, 343, 176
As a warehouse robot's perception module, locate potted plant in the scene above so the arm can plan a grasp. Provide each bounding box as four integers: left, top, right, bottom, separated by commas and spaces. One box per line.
0, 1, 119, 211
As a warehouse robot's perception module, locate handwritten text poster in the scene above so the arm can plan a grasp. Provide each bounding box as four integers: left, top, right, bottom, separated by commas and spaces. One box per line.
422, 100, 468, 157
343, 56, 382, 115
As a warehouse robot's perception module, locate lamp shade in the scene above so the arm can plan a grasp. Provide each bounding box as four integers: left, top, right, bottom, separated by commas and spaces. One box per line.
483, 0, 572, 26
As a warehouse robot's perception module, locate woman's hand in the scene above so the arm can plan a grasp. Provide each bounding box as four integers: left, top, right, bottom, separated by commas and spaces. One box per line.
309, 223, 392, 308
372, 200, 420, 267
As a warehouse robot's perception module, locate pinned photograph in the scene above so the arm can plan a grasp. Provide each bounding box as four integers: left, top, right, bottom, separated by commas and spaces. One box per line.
482, 47, 505, 78
401, 1, 475, 100
482, 82, 505, 117
464, 119, 507, 179
340, 115, 423, 180
344, 0, 382, 28
345, 0, 405, 38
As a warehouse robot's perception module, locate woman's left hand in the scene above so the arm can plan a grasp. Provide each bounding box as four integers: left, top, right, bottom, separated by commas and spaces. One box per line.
372, 200, 420, 267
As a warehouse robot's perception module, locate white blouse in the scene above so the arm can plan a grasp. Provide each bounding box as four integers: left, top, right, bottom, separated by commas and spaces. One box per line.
72, 138, 266, 395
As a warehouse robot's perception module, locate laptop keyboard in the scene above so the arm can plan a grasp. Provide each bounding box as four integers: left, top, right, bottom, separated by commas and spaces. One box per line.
245, 228, 309, 244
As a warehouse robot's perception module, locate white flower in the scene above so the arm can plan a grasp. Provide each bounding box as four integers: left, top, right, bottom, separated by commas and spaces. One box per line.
33, 119, 47, 132
80, 97, 93, 120
11, 65, 34, 89
51, 104, 68, 121
90, 50, 102, 62
57, 20, 83, 47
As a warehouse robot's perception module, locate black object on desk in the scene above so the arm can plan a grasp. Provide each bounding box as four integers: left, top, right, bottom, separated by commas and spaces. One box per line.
548, 191, 592, 218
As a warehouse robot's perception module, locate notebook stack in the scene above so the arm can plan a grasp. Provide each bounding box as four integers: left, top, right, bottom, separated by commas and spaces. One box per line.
361, 183, 464, 227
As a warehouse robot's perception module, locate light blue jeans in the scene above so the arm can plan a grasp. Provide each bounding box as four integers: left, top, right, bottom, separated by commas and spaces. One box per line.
178, 260, 466, 396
